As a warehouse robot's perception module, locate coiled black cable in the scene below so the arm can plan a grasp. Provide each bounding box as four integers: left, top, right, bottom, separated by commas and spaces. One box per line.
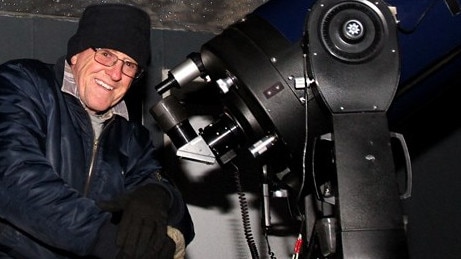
230, 162, 260, 259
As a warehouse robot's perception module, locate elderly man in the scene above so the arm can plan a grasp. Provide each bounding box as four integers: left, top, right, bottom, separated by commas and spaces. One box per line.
0, 3, 194, 258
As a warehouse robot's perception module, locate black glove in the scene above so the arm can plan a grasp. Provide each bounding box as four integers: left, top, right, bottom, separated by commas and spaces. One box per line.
98, 184, 174, 258
117, 235, 176, 259
157, 235, 176, 258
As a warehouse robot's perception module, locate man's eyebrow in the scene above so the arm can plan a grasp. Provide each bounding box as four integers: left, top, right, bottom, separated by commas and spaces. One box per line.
102, 48, 137, 63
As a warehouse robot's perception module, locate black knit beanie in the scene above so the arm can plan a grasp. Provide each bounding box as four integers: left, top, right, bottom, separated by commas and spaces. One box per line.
67, 4, 151, 68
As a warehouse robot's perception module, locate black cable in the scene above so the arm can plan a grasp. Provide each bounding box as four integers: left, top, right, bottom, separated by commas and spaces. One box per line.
230, 162, 260, 259
264, 232, 277, 259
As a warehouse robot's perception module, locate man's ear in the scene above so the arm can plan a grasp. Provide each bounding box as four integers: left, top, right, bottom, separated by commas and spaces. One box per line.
70, 55, 78, 65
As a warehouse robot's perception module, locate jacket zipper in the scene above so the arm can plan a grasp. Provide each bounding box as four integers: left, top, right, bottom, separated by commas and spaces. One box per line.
83, 140, 99, 197
83, 117, 115, 197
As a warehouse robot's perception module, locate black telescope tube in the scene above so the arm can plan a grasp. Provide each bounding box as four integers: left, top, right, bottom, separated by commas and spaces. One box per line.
150, 95, 198, 148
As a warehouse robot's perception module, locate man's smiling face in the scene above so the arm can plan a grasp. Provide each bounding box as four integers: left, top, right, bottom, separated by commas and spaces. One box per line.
69, 48, 135, 114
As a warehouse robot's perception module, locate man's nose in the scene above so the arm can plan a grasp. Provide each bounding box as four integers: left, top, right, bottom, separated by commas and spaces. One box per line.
106, 60, 124, 80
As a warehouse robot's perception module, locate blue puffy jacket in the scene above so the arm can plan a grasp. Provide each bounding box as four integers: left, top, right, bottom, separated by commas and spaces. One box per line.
0, 58, 194, 258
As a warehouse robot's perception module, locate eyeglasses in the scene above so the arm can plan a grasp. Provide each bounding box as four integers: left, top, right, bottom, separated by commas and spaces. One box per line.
92, 48, 143, 79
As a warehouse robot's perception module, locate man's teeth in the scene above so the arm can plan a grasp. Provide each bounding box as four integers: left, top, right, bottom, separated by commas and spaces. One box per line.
95, 79, 114, 91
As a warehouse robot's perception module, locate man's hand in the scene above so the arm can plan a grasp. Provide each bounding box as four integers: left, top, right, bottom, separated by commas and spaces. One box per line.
98, 184, 175, 258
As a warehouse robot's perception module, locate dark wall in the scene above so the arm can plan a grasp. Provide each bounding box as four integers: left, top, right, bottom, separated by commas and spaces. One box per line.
0, 16, 75, 62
